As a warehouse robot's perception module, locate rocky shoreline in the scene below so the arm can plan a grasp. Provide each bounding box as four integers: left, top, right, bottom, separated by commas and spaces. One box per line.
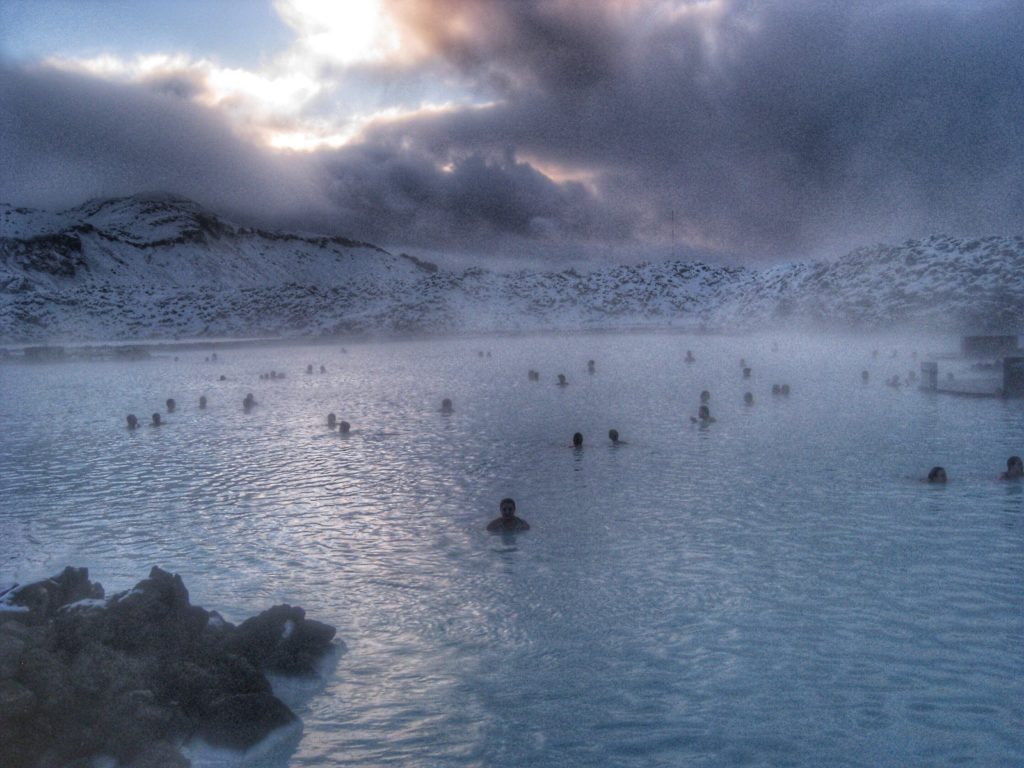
0, 566, 337, 767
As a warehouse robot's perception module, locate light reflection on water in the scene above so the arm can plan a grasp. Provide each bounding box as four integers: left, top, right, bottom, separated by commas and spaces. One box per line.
1, 332, 1022, 767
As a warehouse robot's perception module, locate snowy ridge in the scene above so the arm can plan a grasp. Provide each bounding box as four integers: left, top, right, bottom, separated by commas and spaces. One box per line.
1, 196, 1021, 341
0, 194, 408, 290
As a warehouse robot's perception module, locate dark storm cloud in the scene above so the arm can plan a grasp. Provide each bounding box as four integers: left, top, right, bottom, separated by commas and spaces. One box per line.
319, 141, 633, 248
0, 63, 329, 229
367, 0, 1024, 257
0, 60, 630, 254
3, 0, 1023, 263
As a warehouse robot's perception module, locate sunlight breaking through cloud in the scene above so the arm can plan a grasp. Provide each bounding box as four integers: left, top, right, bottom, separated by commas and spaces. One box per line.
274, 0, 403, 66
40, 0, 478, 153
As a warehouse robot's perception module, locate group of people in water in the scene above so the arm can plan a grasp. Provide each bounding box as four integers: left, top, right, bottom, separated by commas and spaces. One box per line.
123, 348, 1021, 535
927, 456, 1024, 484
126, 390, 255, 428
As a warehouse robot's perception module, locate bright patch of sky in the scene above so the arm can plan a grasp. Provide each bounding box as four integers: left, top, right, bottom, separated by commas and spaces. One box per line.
0, 0, 480, 151
0, 0, 291, 69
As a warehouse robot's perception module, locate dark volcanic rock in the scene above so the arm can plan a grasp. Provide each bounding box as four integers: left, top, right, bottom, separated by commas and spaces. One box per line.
199, 692, 298, 750
124, 740, 190, 768
103, 567, 211, 655
229, 604, 337, 674
4, 566, 103, 625
0, 679, 36, 718
0, 567, 338, 768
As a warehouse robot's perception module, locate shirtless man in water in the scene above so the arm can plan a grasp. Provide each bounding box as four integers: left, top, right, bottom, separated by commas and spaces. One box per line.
487, 498, 530, 532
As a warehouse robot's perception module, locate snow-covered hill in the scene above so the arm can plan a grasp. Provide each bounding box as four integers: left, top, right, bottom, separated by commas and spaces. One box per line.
1, 195, 1021, 341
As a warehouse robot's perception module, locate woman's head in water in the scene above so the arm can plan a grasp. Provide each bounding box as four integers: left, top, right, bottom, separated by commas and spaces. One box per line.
1007, 456, 1024, 477
441, 398, 453, 411
126, 414, 138, 429
151, 413, 161, 426
927, 466, 947, 483
327, 412, 337, 427
744, 392, 754, 405
608, 429, 619, 443
339, 420, 351, 434
572, 432, 583, 447
500, 498, 516, 518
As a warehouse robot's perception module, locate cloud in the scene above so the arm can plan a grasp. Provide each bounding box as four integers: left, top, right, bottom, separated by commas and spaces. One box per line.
0, 61, 621, 255
3, 0, 1023, 263
0, 63, 328, 229
373, 0, 1024, 257
319, 142, 634, 248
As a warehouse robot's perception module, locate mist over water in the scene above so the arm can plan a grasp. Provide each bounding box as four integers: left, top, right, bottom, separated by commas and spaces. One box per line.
2, 332, 1022, 767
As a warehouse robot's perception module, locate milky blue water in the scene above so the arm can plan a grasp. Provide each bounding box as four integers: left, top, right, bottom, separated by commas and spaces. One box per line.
1, 332, 1022, 767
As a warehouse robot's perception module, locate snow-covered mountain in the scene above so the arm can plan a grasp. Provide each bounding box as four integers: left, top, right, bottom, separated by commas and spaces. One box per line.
1, 194, 1021, 341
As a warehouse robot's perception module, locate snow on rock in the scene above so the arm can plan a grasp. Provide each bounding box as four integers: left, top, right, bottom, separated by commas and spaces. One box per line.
1, 195, 1021, 341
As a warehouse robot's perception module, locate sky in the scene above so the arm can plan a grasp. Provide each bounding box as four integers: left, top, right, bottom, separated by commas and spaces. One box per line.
1, 0, 1022, 266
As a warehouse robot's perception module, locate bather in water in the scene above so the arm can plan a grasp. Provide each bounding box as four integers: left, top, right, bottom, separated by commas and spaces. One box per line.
572, 432, 584, 448
691, 405, 716, 424
927, 466, 947, 484
441, 398, 454, 413
608, 429, 626, 444
327, 413, 337, 428
126, 414, 138, 430
999, 456, 1023, 480
557, 374, 569, 386
744, 392, 754, 405
487, 498, 530, 533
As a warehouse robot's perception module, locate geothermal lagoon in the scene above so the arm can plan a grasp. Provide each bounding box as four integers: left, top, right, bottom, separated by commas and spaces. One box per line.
2, 332, 1022, 767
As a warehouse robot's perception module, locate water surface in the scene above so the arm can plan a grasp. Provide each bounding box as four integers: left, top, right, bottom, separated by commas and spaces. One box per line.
1, 332, 1021, 767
